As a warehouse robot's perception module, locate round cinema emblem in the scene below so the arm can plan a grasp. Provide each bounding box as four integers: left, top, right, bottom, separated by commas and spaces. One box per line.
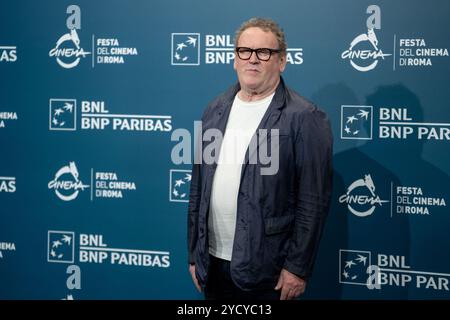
48, 162, 89, 201
341, 28, 391, 72
49, 29, 90, 69
339, 174, 389, 217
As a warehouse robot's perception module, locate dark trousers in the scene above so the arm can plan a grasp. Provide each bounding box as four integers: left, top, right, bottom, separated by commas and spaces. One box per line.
204, 255, 281, 300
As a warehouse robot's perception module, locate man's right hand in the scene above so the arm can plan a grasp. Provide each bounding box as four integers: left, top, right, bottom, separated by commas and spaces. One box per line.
189, 264, 202, 293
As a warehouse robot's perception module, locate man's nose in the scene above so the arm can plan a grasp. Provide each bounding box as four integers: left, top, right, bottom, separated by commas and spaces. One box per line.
249, 51, 260, 64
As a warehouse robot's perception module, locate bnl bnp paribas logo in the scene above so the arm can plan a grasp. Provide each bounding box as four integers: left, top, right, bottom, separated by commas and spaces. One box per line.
49, 5, 138, 69
341, 5, 391, 72
49, 98, 172, 132
171, 33, 303, 66
339, 249, 450, 293
48, 231, 170, 268
341, 105, 450, 142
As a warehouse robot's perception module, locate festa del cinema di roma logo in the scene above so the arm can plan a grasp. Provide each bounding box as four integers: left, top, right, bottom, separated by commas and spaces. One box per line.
341, 5, 391, 72
49, 5, 138, 69
47, 161, 137, 201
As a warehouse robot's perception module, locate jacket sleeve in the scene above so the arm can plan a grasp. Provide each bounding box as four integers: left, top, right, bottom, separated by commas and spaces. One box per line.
187, 100, 215, 264
283, 107, 333, 278
188, 160, 202, 264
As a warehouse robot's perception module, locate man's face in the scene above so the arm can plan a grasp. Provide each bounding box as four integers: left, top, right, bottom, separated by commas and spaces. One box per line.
234, 27, 286, 94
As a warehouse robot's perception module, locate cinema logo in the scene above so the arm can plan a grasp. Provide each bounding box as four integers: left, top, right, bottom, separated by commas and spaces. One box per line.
48, 162, 89, 201
49, 98, 172, 132
49, 5, 138, 69
48, 230, 170, 268
49, 5, 90, 68
340, 249, 450, 292
171, 33, 303, 65
48, 162, 137, 201
339, 174, 389, 217
341, 5, 391, 72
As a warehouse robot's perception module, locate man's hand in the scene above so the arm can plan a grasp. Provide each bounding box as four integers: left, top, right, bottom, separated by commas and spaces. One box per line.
274, 268, 307, 300
189, 264, 202, 293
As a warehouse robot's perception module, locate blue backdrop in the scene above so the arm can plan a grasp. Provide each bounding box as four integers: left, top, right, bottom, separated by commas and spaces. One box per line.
1, 0, 449, 299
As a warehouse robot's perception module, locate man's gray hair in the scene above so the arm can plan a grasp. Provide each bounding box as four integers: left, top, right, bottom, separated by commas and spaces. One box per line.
234, 17, 287, 56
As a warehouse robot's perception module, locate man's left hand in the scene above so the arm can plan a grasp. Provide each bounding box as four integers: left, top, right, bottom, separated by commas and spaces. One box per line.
274, 269, 307, 300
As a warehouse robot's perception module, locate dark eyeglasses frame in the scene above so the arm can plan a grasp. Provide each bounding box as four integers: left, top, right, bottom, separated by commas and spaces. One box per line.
235, 47, 282, 61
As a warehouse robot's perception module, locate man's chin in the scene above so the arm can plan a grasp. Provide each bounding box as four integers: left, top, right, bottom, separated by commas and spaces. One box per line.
241, 81, 262, 92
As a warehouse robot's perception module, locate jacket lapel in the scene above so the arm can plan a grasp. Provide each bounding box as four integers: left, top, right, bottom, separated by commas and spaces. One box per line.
208, 83, 240, 171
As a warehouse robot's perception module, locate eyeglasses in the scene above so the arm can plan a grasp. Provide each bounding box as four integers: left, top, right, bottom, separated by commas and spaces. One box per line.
235, 47, 282, 61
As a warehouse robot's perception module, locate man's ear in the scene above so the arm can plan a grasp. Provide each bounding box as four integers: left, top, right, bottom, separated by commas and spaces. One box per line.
279, 55, 287, 73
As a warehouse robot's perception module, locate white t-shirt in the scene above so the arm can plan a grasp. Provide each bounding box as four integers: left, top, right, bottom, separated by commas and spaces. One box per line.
208, 92, 274, 261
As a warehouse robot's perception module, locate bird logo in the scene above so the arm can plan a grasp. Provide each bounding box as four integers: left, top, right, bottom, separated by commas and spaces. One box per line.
172, 34, 200, 65
340, 250, 371, 284
341, 106, 372, 139
170, 171, 192, 202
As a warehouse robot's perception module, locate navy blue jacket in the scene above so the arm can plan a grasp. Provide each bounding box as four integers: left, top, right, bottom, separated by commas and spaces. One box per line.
188, 77, 333, 291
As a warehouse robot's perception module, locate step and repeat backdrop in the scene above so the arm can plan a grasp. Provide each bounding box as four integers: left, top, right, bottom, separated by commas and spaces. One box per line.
1, 0, 449, 299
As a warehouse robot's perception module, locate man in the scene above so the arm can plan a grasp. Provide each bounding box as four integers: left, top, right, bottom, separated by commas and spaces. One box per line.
188, 18, 333, 300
